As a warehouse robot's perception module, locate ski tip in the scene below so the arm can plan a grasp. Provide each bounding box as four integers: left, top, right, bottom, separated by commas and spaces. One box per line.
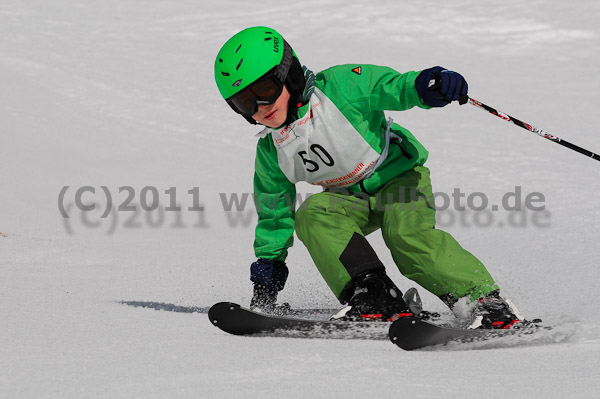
208, 302, 241, 328
388, 317, 427, 351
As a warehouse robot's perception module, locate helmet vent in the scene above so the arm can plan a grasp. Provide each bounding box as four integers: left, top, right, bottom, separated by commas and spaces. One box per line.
235, 44, 242, 53
218, 58, 223, 63
221, 72, 230, 76
264, 37, 272, 41
236, 58, 243, 71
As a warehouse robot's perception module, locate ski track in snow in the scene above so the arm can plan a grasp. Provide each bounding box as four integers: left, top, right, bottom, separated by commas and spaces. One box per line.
1, 1, 599, 398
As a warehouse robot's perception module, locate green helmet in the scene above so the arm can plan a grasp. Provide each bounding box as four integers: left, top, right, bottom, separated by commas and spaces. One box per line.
214, 26, 306, 125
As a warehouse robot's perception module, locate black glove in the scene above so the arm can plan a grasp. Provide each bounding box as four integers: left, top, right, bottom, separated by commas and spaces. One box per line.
250, 259, 289, 311
415, 66, 468, 107
250, 258, 289, 291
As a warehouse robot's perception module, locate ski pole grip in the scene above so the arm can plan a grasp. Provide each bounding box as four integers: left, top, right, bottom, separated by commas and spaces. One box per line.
429, 78, 468, 105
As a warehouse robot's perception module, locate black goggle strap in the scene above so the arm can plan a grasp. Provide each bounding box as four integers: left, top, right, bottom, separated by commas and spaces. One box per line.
273, 40, 293, 84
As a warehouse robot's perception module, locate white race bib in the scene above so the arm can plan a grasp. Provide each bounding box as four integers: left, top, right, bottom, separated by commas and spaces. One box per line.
261, 88, 382, 188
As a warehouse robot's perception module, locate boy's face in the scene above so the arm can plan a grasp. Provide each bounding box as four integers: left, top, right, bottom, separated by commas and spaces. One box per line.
252, 85, 290, 128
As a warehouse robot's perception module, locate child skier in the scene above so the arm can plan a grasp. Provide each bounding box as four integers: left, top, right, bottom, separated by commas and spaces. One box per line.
214, 26, 523, 329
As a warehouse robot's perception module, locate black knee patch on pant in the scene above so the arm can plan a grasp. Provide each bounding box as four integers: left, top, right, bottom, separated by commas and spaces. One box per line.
339, 232, 385, 279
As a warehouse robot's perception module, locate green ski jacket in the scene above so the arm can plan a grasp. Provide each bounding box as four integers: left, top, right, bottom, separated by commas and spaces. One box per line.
254, 64, 430, 261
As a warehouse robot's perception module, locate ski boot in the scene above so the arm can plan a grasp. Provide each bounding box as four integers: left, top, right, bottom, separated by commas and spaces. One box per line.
467, 290, 523, 329
330, 270, 414, 322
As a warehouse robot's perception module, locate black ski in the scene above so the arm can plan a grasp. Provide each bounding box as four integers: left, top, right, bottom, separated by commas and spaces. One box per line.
208, 302, 391, 339
388, 317, 546, 350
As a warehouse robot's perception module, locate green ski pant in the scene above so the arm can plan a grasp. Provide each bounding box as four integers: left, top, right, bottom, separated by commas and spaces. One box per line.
295, 166, 498, 304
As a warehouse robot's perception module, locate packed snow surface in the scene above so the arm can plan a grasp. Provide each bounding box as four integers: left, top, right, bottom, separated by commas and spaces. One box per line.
1, 1, 599, 398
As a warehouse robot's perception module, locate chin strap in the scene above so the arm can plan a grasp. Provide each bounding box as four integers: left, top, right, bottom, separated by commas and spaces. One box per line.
244, 115, 257, 125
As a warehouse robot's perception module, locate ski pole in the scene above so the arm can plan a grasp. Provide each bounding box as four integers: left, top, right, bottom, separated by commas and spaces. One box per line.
458, 95, 599, 162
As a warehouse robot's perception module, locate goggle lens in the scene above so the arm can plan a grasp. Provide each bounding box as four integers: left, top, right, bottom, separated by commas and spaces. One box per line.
228, 74, 283, 116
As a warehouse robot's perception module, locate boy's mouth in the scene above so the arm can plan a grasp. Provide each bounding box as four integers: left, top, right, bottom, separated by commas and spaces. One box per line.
264, 110, 277, 120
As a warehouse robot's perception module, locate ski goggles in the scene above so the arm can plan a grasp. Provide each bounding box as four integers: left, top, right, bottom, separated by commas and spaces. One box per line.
226, 70, 284, 117
226, 40, 294, 117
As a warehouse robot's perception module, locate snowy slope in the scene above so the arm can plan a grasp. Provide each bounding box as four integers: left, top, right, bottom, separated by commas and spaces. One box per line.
1, 1, 599, 398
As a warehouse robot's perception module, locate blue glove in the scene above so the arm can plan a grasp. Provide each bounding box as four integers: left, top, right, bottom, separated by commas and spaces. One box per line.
250, 259, 289, 292
415, 66, 468, 107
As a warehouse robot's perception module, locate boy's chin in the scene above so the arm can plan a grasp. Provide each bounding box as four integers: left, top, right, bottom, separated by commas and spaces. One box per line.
263, 119, 286, 129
